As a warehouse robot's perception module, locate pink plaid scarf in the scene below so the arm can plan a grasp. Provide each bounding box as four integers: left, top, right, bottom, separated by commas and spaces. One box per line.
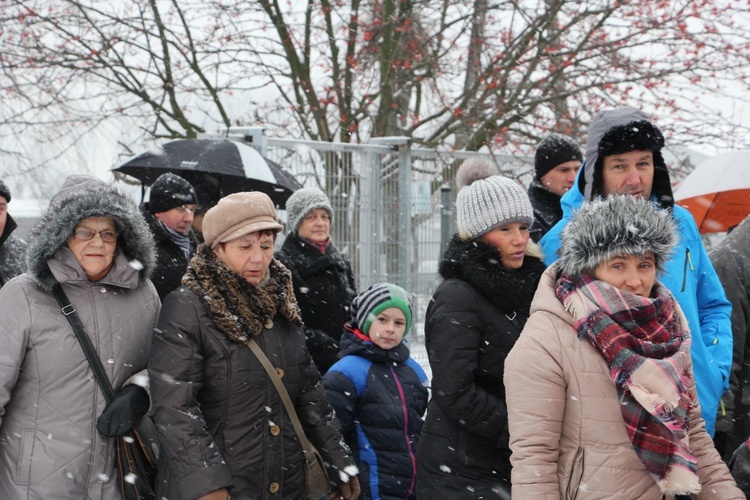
555, 272, 700, 495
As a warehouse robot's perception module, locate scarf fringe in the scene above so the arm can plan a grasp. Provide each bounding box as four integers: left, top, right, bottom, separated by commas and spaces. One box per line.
658, 465, 702, 496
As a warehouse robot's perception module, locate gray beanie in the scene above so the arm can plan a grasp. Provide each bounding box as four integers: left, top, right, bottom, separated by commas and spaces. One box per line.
456, 175, 534, 239
351, 282, 414, 337
285, 187, 333, 233
557, 195, 677, 277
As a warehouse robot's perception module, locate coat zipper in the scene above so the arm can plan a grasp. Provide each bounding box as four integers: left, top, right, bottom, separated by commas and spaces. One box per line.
391, 364, 417, 499
681, 248, 693, 292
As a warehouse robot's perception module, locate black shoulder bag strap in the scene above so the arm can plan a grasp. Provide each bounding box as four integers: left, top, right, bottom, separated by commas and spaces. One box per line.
51, 282, 116, 404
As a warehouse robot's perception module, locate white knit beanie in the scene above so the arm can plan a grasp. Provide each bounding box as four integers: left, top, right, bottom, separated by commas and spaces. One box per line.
285, 187, 334, 233
456, 175, 534, 239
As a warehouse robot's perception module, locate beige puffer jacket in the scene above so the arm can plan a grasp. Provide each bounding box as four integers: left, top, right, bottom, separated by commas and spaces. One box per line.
504, 266, 742, 499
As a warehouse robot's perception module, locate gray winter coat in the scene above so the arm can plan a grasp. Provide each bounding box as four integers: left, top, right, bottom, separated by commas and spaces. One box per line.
711, 215, 750, 453
0, 176, 160, 499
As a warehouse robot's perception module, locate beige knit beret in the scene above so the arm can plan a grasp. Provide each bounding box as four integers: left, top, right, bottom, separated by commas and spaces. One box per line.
202, 192, 282, 248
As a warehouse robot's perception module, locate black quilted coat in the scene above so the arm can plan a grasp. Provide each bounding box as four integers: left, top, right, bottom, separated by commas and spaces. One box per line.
276, 232, 357, 373
415, 235, 545, 498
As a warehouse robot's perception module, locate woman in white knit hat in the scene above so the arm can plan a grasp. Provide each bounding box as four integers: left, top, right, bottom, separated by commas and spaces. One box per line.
415, 158, 546, 498
504, 195, 742, 498
276, 187, 358, 374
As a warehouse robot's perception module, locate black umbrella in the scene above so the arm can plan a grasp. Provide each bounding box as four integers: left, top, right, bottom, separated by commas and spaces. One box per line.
112, 139, 301, 208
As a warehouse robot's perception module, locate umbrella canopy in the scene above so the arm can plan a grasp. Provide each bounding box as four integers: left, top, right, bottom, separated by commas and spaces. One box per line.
112, 139, 301, 208
674, 149, 750, 233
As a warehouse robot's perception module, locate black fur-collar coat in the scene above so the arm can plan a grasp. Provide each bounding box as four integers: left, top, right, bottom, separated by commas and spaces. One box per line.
527, 180, 563, 243
416, 235, 546, 496
276, 232, 357, 373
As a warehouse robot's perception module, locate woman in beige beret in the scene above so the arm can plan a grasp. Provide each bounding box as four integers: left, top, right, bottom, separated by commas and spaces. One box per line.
148, 192, 361, 500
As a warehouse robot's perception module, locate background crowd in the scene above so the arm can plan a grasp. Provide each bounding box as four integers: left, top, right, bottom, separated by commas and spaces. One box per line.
0, 105, 749, 499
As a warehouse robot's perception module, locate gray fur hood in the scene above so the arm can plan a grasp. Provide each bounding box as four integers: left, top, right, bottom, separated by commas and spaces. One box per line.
26, 175, 155, 291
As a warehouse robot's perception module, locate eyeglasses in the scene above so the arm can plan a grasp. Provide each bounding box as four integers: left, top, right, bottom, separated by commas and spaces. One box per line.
72, 228, 119, 243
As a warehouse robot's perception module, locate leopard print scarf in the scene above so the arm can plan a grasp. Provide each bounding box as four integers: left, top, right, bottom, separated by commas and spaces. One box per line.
182, 246, 302, 343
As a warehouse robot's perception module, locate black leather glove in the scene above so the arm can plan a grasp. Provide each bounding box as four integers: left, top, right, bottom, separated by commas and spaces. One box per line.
96, 384, 150, 437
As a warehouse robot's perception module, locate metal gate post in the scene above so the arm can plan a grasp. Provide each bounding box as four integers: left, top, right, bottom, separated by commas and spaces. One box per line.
440, 183, 452, 258
358, 150, 382, 288
397, 141, 412, 290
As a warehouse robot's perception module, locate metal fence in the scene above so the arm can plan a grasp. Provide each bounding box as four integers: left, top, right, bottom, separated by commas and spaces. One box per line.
230, 132, 534, 339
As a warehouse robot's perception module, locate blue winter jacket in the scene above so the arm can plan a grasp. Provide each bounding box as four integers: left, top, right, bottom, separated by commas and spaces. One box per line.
324, 325, 428, 500
540, 167, 732, 436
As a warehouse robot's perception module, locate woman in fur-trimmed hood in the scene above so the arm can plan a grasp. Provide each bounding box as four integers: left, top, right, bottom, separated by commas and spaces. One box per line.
0, 175, 161, 499
505, 195, 742, 499
415, 157, 546, 498
148, 191, 360, 500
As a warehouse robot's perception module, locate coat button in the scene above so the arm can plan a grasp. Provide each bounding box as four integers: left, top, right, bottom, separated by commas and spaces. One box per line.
100, 287, 107, 293
264, 319, 274, 329
269, 482, 280, 493
275, 368, 284, 378
270, 425, 281, 436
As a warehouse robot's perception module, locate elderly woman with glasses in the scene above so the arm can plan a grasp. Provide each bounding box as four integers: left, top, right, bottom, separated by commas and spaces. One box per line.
0, 175, 161, 499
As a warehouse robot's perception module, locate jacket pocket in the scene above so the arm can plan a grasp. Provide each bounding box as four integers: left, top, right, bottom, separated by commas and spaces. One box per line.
565, 447, 584, 500
16, 429, 34, 485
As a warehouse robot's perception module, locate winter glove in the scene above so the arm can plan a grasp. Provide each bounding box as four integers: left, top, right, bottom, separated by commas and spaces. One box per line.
328, 475, 361, 500
96, 384, 150, 437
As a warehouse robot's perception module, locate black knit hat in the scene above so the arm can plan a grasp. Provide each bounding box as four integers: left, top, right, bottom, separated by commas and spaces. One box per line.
534, 134, 583, 181
148, 173, 198, 214
0, 179, 11, 202
580, 107, 674, 209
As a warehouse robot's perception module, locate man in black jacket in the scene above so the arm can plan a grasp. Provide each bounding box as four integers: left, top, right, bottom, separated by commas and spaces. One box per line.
0, 180, 27, 288
528, 133, 582, 242
143, 173, 199, 300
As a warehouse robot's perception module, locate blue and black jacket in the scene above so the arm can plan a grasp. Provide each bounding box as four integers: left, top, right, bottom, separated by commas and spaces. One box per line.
324, 324, 428, 500
540, 113, 732, 436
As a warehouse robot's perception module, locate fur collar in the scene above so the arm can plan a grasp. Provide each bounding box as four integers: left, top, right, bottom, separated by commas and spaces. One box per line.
183, 246, 302, 344
278, 231, 350, 277
439, 234, 545, 315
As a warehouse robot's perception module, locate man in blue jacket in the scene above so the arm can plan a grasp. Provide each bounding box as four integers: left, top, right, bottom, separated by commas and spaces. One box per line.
540, 106, 732, 436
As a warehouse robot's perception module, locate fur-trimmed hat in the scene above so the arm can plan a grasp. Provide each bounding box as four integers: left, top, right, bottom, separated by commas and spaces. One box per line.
534, 134, 583, 181
581, 107, 673, 208
26, 175, 156, 291
202, 192, 283, 249
351, 282, 414, 337
0, 180, 11, 202
285, 187, 334, 233
148, 173, 198, 214
557, 195, 677, 277
456, 172, 534, 240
